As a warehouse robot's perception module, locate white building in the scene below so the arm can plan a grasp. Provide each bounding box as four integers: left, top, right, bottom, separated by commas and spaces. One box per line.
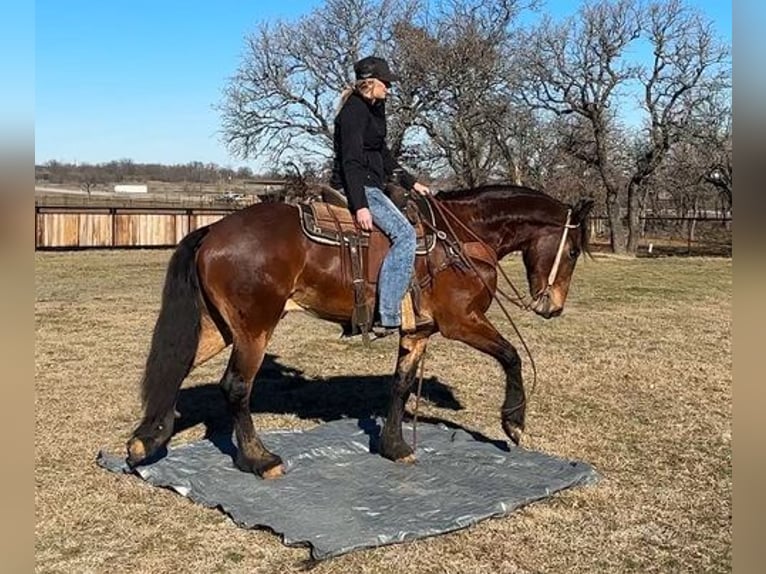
114, 184, 148, 194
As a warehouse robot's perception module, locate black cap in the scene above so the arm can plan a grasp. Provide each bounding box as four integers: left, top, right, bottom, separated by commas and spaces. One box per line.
354, 56, 400, 83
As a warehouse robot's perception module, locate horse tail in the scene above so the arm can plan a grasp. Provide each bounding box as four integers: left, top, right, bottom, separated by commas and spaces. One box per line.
127, 225, 209, 464
141, 224, 209, 413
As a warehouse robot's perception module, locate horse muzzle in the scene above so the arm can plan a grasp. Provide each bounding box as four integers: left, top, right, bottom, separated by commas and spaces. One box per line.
530, 289, 564, 319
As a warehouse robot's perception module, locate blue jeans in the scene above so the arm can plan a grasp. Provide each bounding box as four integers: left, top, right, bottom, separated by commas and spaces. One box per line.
365, 186, 416, 327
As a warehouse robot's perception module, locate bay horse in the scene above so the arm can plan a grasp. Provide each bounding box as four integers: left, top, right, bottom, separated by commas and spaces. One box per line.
126, 184, 593, 478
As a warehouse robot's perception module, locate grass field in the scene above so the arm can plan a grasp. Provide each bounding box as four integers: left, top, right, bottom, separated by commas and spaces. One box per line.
35, 249, 731, 573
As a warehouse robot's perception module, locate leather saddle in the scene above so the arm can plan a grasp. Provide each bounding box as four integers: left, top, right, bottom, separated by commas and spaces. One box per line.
298, 184, 437, 276
296, 183, 438, 337
299, 184, 436, 252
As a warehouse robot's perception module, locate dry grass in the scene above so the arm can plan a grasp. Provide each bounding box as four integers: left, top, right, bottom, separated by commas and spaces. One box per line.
35, 249, 731, 573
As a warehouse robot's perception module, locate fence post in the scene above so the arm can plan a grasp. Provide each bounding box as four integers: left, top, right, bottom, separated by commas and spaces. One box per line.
111, 208, 117, 247
687, 217, 694, 255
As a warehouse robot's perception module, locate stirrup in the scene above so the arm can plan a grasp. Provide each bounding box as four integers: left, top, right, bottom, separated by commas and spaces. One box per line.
401, 314, 433, 334
371, 326, 399, 340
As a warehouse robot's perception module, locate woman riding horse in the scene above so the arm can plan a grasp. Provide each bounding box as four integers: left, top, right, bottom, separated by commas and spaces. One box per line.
330, 55, 432, 334
125, 182, 594, 479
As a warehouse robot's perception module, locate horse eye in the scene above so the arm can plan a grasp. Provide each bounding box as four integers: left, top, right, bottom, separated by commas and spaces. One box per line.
569, 247, 580, 259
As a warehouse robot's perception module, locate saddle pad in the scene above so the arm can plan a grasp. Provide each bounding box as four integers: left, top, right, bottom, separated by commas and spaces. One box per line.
307, 202, 359, 235
299, 202, 436, 254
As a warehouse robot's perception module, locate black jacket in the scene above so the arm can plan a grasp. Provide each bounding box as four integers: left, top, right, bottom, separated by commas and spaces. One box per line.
330, 92, 416, 214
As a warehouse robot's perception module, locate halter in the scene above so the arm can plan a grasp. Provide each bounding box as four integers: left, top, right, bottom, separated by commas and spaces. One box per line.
541, 209, 580, 295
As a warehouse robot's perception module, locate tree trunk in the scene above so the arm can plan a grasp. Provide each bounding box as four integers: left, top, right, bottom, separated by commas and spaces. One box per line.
606, 188, 626, 254
626, 181, 642, 254
686, 195, 700, 253
512, 162, 522, 186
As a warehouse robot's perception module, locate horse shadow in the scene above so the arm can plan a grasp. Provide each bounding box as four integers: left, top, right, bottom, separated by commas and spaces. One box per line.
173, 353, 508, 453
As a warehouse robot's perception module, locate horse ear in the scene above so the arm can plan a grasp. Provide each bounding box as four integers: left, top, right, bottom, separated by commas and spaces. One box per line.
572, 198, 595, 223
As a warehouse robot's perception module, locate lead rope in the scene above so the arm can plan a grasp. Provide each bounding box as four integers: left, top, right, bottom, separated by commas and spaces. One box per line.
430, 198, 532, 309
424, 199, 577, 404
411, 347, 428, 452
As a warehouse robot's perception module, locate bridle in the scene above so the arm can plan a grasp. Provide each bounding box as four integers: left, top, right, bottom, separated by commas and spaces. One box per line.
424, 198, 580, 312
548, 210, 580, 286
534, 209, 581, 305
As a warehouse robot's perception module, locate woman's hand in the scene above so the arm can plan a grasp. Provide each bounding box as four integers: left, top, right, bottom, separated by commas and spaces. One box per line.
355, 207, 374, 231
412, 182, 430, 195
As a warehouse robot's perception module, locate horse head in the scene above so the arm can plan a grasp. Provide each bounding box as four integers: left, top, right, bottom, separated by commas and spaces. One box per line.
522, 197, 594, 318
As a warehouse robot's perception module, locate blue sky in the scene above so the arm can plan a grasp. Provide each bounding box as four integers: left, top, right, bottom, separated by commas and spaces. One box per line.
35, 0, 731, 171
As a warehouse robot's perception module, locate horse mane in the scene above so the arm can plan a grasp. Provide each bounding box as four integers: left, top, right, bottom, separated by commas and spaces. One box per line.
436, 182, 592, 256
436, 183, 550, 201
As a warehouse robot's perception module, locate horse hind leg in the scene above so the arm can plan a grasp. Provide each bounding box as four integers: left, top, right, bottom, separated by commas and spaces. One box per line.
126, 312, 227, 466
192, 310, 229, 367
220, 334, 284, 479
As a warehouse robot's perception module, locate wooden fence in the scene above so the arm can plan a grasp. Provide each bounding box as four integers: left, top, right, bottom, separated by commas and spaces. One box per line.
36, 204, 732, 254
35, 205, 238, 249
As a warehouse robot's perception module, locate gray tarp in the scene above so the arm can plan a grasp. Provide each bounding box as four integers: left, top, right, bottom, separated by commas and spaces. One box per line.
98, 418, 598, 560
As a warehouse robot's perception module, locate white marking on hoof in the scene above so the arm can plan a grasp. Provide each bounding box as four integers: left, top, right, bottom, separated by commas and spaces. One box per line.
396, 454, 417, 464
262, 464, 285, 479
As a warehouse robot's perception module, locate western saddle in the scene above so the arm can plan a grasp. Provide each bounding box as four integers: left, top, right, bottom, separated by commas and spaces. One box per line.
296, 183, 438, 342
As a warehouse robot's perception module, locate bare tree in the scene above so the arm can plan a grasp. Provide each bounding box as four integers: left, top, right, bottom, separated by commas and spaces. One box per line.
515, 0, 642, 252
488, 105, 549, 186
704, 160, 732, 212
695, 97, 733, 211
516, 0, 730, 253
219, 0, 418, 171
220, 0, 542, 186
624, 0, 730, 251
218, 0, 730, 227
647, 95, 732, 223
77, 165, 104, 197
394, 0, 538, 186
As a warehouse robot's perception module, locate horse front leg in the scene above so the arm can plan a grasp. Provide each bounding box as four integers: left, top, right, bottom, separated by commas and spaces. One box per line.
379, 333, 430, 462
440, 313, 525, 445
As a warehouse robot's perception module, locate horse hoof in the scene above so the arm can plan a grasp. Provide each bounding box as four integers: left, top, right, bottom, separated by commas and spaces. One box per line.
502, 421, 523, 446
395, 454, 417, 464
126, 438, 146, 466
262, 464, 285, 480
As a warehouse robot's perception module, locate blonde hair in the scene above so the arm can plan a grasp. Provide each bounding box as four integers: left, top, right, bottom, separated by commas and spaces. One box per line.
338, 79, 378, 111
